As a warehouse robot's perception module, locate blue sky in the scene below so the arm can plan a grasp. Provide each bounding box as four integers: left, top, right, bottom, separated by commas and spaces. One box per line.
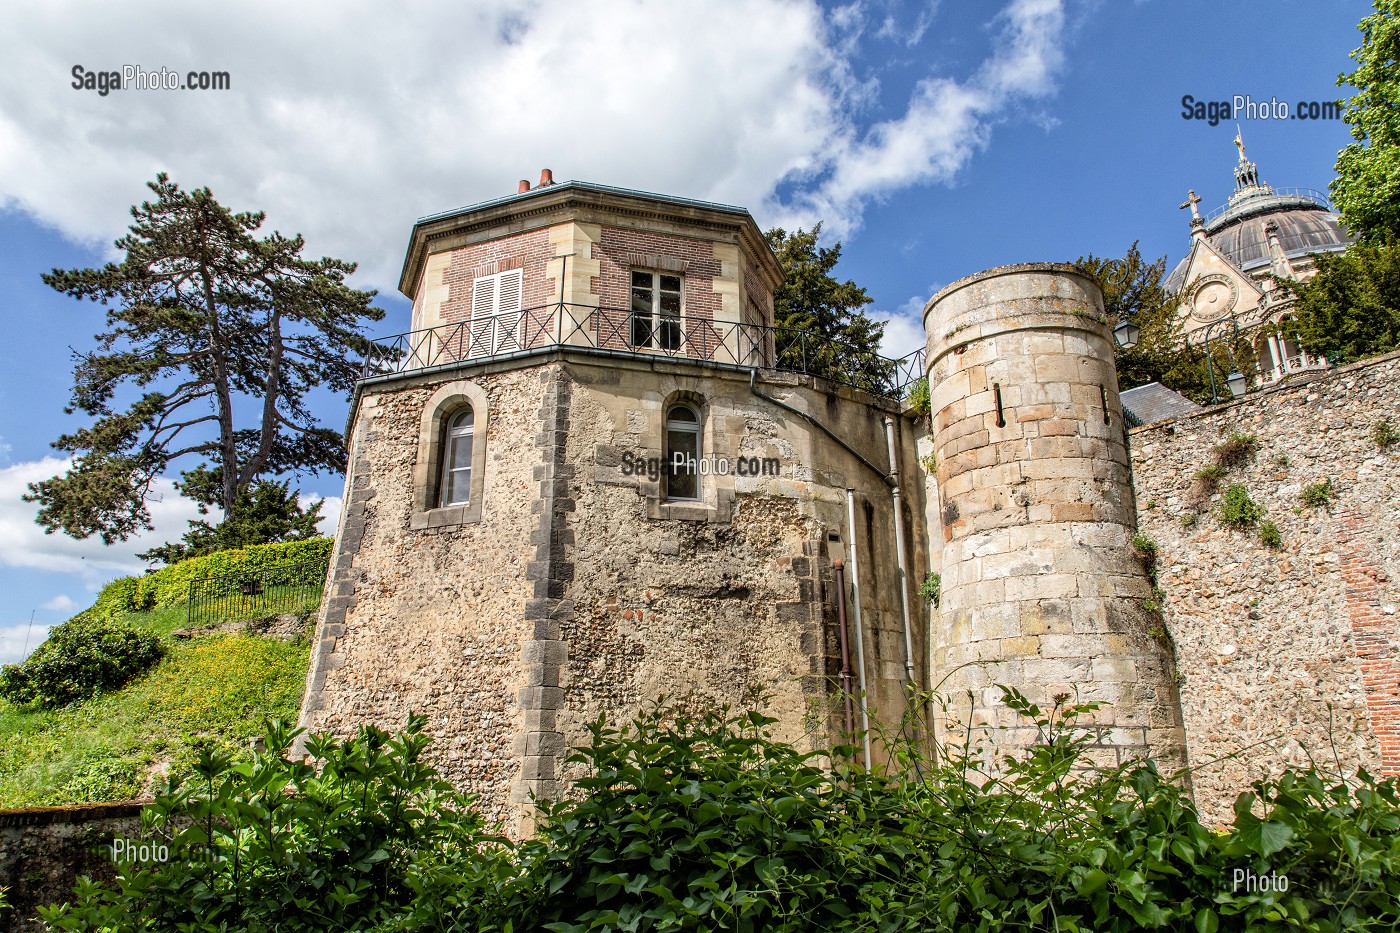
0, 0, 1373, 661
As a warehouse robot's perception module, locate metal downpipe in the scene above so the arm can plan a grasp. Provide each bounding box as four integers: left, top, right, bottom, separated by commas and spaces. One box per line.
845, 488, 873, 767
884, 416, 918, 686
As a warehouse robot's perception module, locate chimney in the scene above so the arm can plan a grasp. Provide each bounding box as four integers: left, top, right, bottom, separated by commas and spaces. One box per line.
538, 168, 555, 187
517, 179, 531, 193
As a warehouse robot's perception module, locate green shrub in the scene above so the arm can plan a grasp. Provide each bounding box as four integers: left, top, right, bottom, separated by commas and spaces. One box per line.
1375, 417, 1400, 449
1219, 483, 1263, 529
1300, 477, 1335, 508
919, 571, 941, 606
1195, 463, 1227, 483
1212, 431, 1259, 468
1180, 511, 1200, 528
904, 375, 930, 416
1259, 520, 1283, 549
0, 620, 164, 708
90, 537, 333, 615
41, 718, 522, 933
40, 695, 1400, 933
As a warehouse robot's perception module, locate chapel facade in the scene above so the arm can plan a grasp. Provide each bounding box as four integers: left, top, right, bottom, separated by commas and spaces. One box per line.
1166, 136, 1353, 386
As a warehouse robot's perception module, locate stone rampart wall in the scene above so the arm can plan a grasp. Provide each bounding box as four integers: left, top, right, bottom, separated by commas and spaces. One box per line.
1130, 350, 1400, 823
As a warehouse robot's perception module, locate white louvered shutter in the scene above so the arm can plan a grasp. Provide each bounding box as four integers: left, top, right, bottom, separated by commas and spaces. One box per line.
470, 275, 496, 357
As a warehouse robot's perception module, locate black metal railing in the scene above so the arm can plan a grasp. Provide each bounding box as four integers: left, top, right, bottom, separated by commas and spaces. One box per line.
362, 302, 927, 400
187, 559, 330, 628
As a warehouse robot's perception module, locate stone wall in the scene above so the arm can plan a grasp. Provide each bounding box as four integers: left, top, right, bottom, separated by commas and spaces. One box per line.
0, 802, 145, 932
1130, 349, 1400, 823
300, 352, 930, 835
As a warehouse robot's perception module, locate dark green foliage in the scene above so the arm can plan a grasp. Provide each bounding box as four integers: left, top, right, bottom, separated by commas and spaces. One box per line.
1212, 432, 1259, 469
1375, 417, 1400, 449
1076, 244, 1249, 404
1300, 478, 1335, 509
920, 571, 941, 606
93, 537, 334, 617
905, 375, 930, 416
26, 174, 381, 544
41, 718, 521, 933
38, 696, 1400, 932
139, 477, 325, 566
0, 619, 163, 708
1220, 483, 1264, 529
1259, 520, 1283, 549
1282, 242, 1400, 364
1331, 0, 1400, 243
765, 225, 893, 393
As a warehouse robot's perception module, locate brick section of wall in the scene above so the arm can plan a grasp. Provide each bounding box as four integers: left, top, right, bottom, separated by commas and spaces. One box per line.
510, 368, 575, 830
1337, 508, 1400, 773
440, 227, 556, 324
591, 227, 724, 354
1130, 350, 1400, 824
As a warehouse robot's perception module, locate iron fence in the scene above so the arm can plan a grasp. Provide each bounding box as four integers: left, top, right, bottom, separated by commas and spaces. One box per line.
187, 559, 330, 628
363, 301, 926, 400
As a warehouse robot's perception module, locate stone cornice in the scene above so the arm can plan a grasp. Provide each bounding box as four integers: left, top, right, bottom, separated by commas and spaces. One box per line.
398, 182, 784, 300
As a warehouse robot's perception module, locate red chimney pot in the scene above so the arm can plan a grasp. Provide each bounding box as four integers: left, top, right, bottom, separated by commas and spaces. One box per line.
539, 168, 555, 187
517, 179, 531, 193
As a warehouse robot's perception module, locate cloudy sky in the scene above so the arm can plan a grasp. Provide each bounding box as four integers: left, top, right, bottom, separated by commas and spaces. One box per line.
0, 0, 1372, 661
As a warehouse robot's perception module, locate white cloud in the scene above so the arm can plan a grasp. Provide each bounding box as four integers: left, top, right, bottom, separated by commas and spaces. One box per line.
0, 457, 205, 584
41, 594, 78, 612
0, 0, 1069, 294
307, 494, 343, 538
874, 294, 932, 360
776, 0, 1067, 235
0, 621, 53, 666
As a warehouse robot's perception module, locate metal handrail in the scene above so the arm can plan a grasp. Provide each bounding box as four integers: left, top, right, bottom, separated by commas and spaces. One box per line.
363, 301, 928, 401
1202, 187, 1332, 224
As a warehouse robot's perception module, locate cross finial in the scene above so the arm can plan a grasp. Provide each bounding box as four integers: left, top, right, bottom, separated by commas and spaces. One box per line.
1180, 189, 1203, 223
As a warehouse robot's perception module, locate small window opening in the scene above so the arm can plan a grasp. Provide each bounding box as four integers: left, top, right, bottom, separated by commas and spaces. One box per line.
665, 405, 701, 500
993, 383, 1006, 428
440, 408, 474, 506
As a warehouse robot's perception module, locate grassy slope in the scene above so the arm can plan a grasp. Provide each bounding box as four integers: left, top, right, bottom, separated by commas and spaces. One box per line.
0, 603, 310, 809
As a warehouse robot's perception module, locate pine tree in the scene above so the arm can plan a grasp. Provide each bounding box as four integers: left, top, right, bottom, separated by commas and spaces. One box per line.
27, 174, 381, 544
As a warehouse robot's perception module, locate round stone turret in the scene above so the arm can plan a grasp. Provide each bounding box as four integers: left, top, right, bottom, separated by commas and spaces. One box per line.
923, 263, 1188, 775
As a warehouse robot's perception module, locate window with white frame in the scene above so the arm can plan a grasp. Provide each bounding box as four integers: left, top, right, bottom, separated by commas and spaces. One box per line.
439, 408, 475, 506
471, 269, 523, 356
665, 404, 701, 500
631, 270, 682, 350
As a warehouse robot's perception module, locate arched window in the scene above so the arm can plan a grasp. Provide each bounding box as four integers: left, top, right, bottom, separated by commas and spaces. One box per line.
665, 405, 701, 501
440, 408, 475, 506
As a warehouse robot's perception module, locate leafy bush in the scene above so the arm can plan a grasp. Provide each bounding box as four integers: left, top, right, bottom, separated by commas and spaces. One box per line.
904, 375, 930, 416
0, 620, 164, 708
1300, 477, 1335, 509
39, 696, 1400, 933
1375, 417, 1400, 450
91, 537, 333, 617
1259, 520, 1283, 549
41, 718, 522, 933
1213, 432, 1259, 468
1219, 483, 1264, 529
919, 571, 941, 606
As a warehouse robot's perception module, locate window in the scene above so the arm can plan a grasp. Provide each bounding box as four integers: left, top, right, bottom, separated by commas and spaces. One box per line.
631, 270, 682, 350
665, 405, 700, 500
471, 269, 523, 356
439, 408, 474, 506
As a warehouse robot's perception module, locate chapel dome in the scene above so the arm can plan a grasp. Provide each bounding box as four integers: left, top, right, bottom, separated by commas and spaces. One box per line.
1164, 141, 1353, 293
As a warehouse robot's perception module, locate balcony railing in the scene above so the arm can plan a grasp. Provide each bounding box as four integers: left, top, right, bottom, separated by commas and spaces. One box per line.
363, 302, 927, 401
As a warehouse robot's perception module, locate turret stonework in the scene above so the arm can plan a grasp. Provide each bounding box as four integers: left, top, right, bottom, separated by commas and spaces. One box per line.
923, 264, 1190, 775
